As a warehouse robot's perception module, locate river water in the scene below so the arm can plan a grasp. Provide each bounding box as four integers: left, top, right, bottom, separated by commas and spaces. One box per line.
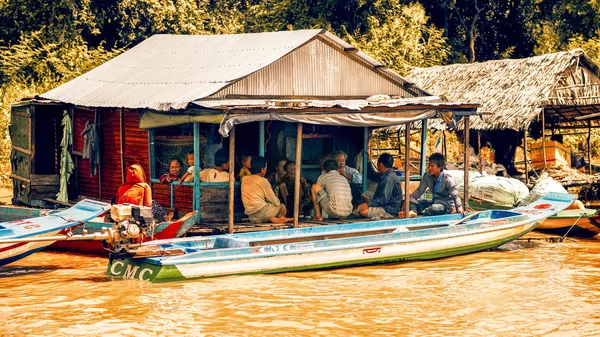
1, 233, 599, 336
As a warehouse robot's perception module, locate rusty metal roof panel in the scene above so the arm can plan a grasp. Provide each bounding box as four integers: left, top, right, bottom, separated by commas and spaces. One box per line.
40, 30, 325, 110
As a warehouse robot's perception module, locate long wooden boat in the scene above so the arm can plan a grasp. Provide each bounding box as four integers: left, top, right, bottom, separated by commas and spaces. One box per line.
0, 199, 110, 266
0, 205, 197, 255
106, 192, 574, 282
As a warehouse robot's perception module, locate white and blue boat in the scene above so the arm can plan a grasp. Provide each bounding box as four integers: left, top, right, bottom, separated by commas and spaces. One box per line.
107, 192, 574, 282
0, 199, 110, 266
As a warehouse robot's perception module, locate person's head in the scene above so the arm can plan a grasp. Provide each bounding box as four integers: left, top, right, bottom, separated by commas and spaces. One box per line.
186, 151, 194, 165
250, 156, 267, 176
126, 164, 147, 184
377, 153, 394, 173
240, 152, 252, 169
283, 161, 296, 177
334, 151, 347, 168
427, 153, 445, 177
323, 159, 338, 173
168, 158, 184, 177
214, 149, 229, 170
276, 159, 287, 176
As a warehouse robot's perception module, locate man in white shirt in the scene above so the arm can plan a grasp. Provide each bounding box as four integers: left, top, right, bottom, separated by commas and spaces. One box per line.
241, 156, 292, 224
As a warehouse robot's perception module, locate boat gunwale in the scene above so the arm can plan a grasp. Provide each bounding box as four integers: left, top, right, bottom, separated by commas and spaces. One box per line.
149, 215, 544, 266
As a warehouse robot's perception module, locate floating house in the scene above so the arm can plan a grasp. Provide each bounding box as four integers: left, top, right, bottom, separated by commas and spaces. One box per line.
10, 29, 478, 231
407, 49, 600, 181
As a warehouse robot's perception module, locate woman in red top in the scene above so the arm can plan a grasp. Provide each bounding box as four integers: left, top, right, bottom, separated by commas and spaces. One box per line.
116, 164, 152, 207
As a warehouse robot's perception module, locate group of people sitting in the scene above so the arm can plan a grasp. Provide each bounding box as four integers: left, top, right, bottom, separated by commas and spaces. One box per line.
115, 148, 465, 225
239, 151, 466, 224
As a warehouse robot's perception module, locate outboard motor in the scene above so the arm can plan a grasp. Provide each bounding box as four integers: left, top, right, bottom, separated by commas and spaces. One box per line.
103, 204, 155, 258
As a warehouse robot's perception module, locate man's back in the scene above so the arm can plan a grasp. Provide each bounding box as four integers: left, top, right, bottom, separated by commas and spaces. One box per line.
318, 171, 353, 214
241, 174, 280, 215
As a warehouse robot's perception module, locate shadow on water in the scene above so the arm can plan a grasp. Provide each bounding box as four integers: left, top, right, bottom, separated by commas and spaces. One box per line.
70, 276, 113, 282
0, 265, 61, 278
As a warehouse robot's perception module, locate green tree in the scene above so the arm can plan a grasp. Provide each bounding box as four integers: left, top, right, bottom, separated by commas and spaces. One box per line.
348, 3, 451, 76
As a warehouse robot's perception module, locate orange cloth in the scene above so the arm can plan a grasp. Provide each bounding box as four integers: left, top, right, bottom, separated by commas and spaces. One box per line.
116, 164, 152, 207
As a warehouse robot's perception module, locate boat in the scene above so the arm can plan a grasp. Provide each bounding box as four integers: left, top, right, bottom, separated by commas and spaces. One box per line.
105, 192, 574, 282
0, 205, 198, 255
536, 208, 600, 238
50, 211, 198, 255
0, 199, 110, 266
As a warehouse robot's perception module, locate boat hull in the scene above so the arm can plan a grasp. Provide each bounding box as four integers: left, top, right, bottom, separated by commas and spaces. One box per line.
537, 209, 600, 237
108, 219, 540, 282
0, 205, 198, 255
0, 200, 111, 266
106, 192, 574, 282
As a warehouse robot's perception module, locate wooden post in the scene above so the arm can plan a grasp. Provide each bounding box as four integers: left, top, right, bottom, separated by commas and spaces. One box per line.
149, 129, 155, 180
542, 110, 547, 170
477, 131, 482, 173
524, 130, 529, 185
464, 117, 470, 211
259, 121, 265, 156
293, 123, 303, 228
588, 122, 592, 174
362, 127, 368, 193
420, 119, 428, 176
228, 127, 236, 233
193, 122, 201, 214
119, 108, 125, 184
404, 123, 411, 218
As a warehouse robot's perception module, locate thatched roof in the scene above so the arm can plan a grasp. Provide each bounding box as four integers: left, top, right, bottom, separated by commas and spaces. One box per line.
408, 49, 600, 131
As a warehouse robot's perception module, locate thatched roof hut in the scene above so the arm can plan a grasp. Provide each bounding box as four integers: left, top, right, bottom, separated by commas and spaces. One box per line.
408, 49, 600, 131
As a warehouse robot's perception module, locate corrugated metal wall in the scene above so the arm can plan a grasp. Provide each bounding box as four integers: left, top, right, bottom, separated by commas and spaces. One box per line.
73, 108, 100, 199
210, 38, 413, 98
99, 108, 123, 200
152, 184, 193, 213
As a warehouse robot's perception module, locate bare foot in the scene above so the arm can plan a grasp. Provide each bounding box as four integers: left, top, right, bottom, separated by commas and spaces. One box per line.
398, 211, 418, 219
314, 216, 324, 221
270, 216, 293, 224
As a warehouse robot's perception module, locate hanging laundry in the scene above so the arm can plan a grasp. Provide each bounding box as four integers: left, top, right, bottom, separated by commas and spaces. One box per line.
81, 120, 100, 176
56, 111, 74, 202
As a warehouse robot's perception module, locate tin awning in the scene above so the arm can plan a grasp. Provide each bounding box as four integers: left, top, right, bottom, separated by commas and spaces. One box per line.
138, 96, 480, 136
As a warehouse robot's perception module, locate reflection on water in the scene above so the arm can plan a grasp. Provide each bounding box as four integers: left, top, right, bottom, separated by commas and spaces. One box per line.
1, 234, 600, 336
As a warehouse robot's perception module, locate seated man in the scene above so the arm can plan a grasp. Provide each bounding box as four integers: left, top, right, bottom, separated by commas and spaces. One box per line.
311, 159, 353, 221
334, 150, 363, 205
241, 156, 292, 224
200, 149, 230, 182
356, 153, 402, 218
160, 158, 184, 183
279, 161, 312, 217
408, 153, 464, 217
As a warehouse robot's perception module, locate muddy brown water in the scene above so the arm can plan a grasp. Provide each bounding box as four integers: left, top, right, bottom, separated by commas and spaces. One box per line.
1, 233, 599, 336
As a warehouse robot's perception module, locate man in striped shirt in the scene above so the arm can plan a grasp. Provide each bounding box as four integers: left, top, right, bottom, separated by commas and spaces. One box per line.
311, 159, 353, 221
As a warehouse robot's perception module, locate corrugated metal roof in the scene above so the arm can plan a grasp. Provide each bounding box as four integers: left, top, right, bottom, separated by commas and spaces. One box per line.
39, 30, 424, 111
41, 30, 324, 110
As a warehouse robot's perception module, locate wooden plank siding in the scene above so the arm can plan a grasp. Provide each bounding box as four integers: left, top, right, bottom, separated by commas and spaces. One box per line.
73, 107, 100, 199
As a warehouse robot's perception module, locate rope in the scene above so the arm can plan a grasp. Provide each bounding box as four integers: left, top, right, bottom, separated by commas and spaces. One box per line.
562, 213, 585, 240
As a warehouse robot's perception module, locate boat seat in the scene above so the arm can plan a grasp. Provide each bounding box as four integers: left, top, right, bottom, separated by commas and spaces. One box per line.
213, 237, 250, 249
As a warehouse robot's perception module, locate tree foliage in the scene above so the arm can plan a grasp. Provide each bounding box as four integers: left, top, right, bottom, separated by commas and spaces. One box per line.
2, 0, 600, 185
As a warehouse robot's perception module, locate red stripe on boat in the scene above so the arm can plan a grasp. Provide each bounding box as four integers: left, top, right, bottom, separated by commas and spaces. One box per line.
0, 242, 27, 253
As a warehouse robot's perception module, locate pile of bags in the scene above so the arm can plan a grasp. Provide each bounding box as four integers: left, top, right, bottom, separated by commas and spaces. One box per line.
445, 170, 565, 208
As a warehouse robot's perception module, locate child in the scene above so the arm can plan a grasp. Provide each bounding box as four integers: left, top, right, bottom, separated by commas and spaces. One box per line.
238, 152, 252, 180
179, 151, 195, 183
